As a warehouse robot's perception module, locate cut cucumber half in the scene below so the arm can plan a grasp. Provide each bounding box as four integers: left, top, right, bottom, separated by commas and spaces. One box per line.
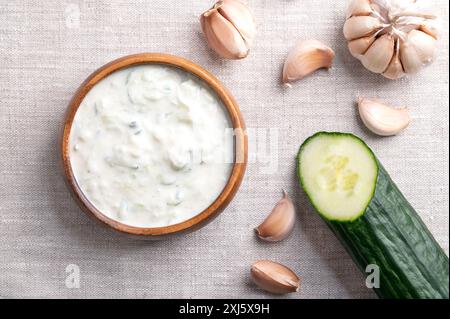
297, 132, 449, 299
298, 132, 378, 221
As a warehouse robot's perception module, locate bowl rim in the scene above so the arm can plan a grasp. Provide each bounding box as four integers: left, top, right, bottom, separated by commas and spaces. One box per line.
61, 53, 247, 238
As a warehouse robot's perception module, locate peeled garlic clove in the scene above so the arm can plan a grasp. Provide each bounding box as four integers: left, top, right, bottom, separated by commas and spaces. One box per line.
217, 0, 256, 46
360, 34, 395, 73
347, 34, 376, 58
255, 190, 296, 242
383, 41, 405, 80
282, 40, 335, 84
200, 0, 255, 59
358, 98, 411, 136
251, 260, 300, 294
343, 16, 383, 41
346, 0, 372, 19
400, 30, 437, 74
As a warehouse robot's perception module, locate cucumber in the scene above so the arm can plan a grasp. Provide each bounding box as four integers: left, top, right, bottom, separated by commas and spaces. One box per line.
297, 132, 449, 299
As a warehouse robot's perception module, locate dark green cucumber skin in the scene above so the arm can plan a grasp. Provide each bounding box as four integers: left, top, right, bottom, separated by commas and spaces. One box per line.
298, 133, 449, 299
330, 164, 449, 299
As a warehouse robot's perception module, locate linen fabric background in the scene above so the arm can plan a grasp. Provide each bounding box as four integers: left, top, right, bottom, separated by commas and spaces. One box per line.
0, 0, 448, 299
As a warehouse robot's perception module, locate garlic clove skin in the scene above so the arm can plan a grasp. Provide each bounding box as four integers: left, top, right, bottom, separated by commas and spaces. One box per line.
358, 98, 411, 136
370, 2, 387, 19
200, 0, 255, 60
217, 0, 256, 46
420, 20, 439, 39
407, 30, 438, 64
400, 30, 437, 74
250, 260, 300, 294
346, 0, 372, 19
399, 2, 437, 21
360, 34, 395, 74
383, 41, 405, 80
399, 41, 423, 74
282, 40, 335, 84
200, 8, 249, 59
343, 16, 383, 41
255, 190, 296, 242
383, 52, 405, 80
347, 34, 376, 58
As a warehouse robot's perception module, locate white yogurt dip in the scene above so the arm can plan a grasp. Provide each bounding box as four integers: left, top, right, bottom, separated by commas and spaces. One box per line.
69, 64, 234, 227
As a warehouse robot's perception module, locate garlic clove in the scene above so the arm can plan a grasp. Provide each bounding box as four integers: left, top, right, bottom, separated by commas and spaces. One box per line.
217, 0, 256, 46
358, 98, 411, 136
383, 52, 405, 80
369, 2, 387, 20
399, 41, 422, 74
400, 43, 423, 73
200, 1, 252, 59
255, 190, 296, 242
400, 30, 437, 74
346, 0, 373, 19
250, 260, 300, 294
282, 40, 335, 84
399, 3, 437, 21
420, 20, 439, 39
407, 30, 438, 63
347, 34, 376, 58
343, 16, 383, 41
360, 34, 395, 74
383, 40, 405, 80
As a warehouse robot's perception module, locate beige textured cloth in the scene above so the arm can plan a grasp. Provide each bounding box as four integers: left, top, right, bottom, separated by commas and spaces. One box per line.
0, 0, 448, 299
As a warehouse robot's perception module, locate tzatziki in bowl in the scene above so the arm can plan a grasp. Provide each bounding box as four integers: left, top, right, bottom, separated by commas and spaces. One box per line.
61, 54, 247, 238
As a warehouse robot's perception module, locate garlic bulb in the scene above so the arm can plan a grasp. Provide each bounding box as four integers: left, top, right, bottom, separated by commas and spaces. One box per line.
255, 190, 296, 242
200, 0, 256, 59
282, 40, 335, 84
344, 0, 440, 79
358, 98, 411, 136
251, 260, 300, 294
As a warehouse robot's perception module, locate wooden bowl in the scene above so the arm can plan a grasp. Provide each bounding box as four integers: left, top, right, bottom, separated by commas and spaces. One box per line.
61, 53, 247, 239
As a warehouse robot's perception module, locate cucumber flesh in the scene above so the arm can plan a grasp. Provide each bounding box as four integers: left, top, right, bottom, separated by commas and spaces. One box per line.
298, 132, 378, 221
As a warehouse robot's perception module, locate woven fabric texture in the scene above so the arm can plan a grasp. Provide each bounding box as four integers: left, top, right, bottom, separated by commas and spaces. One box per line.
0, 0, 448, 298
